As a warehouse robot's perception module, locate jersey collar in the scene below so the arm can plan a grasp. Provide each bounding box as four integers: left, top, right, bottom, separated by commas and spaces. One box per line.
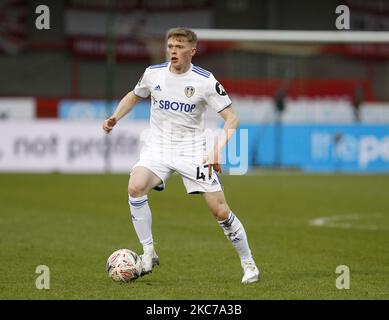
167, 62, 193, 78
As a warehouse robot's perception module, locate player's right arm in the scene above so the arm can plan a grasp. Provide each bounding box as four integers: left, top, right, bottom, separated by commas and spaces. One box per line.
103, 68, 151, 134
102, 91, 141, 134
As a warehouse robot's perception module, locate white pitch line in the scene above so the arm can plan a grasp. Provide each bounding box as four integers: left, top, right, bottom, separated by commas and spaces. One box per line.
309, 213, 387, 231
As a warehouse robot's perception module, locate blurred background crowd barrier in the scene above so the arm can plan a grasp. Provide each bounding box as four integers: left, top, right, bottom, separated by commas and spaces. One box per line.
0, 0, 388, 173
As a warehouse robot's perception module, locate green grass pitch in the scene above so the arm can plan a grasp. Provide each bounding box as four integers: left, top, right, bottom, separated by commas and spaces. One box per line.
0, 172, 388, 299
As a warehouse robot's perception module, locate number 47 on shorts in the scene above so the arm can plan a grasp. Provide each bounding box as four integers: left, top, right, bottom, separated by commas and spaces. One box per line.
196, 165, 210, 181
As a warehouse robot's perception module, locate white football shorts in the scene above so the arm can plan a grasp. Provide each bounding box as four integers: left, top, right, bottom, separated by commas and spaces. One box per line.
132, 147, 223, 194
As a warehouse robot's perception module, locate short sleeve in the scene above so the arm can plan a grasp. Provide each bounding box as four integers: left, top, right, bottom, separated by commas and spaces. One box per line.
205, 74, 232, 113
133, 69, 150, 98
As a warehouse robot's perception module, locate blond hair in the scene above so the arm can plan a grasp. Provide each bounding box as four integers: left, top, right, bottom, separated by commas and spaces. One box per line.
166, 27, 198, 47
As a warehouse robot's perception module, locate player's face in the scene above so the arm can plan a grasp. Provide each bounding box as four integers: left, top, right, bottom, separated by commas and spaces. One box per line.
167, 37, 196, 73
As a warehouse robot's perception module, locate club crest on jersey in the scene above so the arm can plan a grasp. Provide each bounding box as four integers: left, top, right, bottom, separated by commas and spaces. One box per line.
184, 86, 195, 98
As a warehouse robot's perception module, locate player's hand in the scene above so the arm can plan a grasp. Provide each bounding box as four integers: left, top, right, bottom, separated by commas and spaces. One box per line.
203, 150, 222, 178
102, 116, 117, 134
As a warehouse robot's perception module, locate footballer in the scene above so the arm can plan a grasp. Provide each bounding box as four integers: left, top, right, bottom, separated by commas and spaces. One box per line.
102, 27, 259, 284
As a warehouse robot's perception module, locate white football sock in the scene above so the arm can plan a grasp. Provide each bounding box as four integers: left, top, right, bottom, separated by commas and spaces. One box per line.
128, 195, 153, 249
218, 212, 254, 264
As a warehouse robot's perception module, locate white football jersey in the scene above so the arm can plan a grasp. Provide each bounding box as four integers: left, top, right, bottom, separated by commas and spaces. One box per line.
133, 62, 231, 156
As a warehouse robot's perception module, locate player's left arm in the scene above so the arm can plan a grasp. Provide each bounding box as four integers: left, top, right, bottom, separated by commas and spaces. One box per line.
207, 105, 239, 177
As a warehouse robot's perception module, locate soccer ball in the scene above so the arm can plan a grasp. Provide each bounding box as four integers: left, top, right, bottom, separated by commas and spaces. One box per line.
106, 249, 142, 283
